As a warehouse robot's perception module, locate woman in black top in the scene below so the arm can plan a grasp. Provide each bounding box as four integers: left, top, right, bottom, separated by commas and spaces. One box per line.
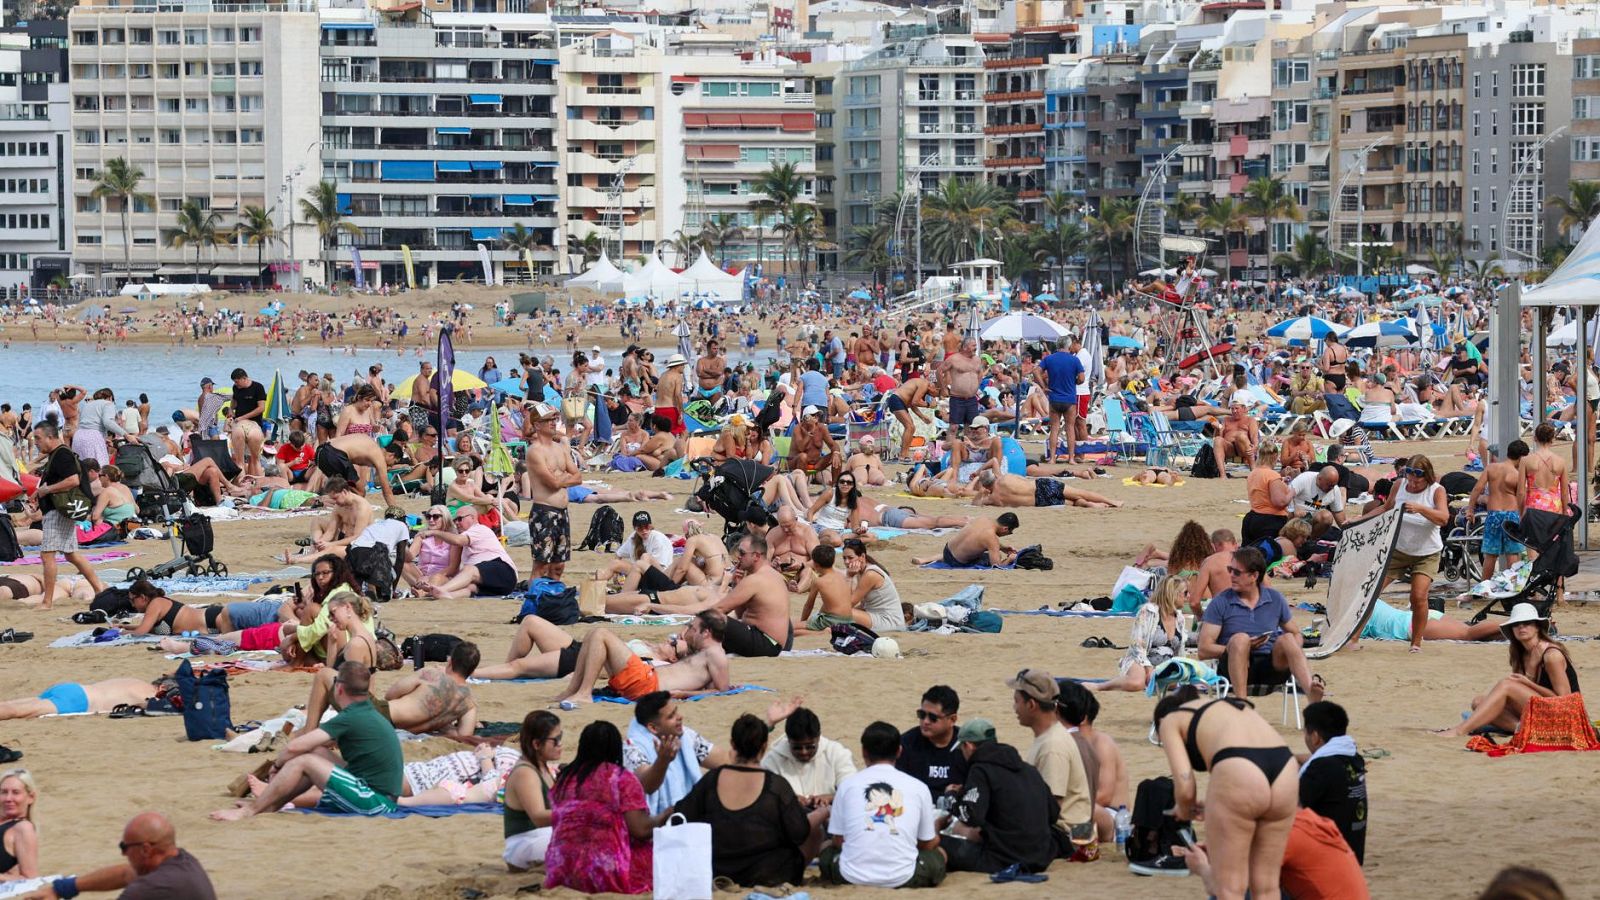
0, 768, 39, 879
676, 714, 811, 888
1434, 604, 1579, 737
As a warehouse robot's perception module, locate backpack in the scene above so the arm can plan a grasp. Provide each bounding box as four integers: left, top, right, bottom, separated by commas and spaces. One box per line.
829, 622, 879, 655
1014, 544, 1053, 570
90, 586, 135, 619
401, 633, 462, 664
1125, 776, 1188, 864
577, 504, 624, 553
963, 610, 1003, 633
516, 579, 580, 626
1190, 444, 1220, 479
174, 659, 232, 741
0, 516, 19, 562
347, 544, 397, 603
373, 625, 404, 671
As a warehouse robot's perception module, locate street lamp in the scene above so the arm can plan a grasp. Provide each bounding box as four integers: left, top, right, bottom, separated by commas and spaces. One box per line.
280, 139, 324, 293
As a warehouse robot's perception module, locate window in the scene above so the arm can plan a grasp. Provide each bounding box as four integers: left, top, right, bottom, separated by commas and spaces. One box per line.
1511, 102, 1543, 136
158, 29, 179, 45
1489, 186, 1497, 214
1490, 147, 1497, 174
240, 27, 262, 43
1271, 143, 1305, 173
1471, 110, 1480, 136
1577, 56, 1600, 79
130, 27, 151, 44
239, 95, 262, 112
1490, 110, 1497, 136
1471, 188, 1479, 213
1471, 149, 1480, 174
815, 111, 833, 129
1511, 63, 1545, 98
1490, 72, 1498, 97
1577, 96, 1599, 120
72, 29, 97, 46
240, 61, 263, 77
211, 27, 234, 43
1472, 73, 1480, 98
184, 28, 207, 45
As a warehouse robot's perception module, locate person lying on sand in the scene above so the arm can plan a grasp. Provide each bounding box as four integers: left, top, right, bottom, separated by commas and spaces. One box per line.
0, 678, 157, 720
474, 615, 584, 682
568, 484, 673, 504
374, 642, 480, 738
550, 610, 731, 706
911, 514, 1020, 568
1024, 461, 1100, 479
0, 573, 94, 607
904, 464, 973, 499
972, 471, 1122, 509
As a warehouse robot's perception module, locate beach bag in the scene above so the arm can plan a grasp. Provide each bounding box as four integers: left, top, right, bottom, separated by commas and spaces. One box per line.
516, 579, 580, 626
89, 586, 134, 619
1125, 776, 1187, 864
373, 626, 404, 672
577, 504, 624, 553
653, 813, 714, 900
179, 513, 214, 557
174, 659, 232, 741
347, 545, 396, 603
401, 633, 462, 664
964, 610, 1003, 633
577, 574, 607, 618
1015, 544, 1053, 570
0, 516, 19, 562
830, 622, 879, 655
1190, 445, 1220, 479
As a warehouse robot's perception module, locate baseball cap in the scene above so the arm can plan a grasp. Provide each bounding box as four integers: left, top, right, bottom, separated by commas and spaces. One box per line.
970, 416, 990, 428
632, 510, 652, 528
200, 377, 214, 387
1006, 668, 1059, 704
802, 404, 821, 417
956, 718, 996, 744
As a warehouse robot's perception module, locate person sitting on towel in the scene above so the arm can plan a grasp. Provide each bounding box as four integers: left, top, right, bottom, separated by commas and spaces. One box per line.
911, 515, 1020, 568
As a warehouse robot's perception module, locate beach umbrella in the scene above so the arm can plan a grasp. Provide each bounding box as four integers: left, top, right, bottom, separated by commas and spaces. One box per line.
1344, 319, 1418, 348
258, 305, 279, 317
964, 303, 985, 344
1034, 292, 1059, 304
263, 370, 290, 423
485, 403, 516, 479
979, 313, 1071, 342
1266, 315, 1346, 343
1281, 286, 1306, 298
847, 288, 873, 301
1328, 285, 1365, 300
1443, 285, 1468, 297
1196, 268, 1219, 278
392, 367, 485, 401
1083, 307, 1106, 392
674, 318, 693, 360
1139, 267, 1177, 278
1396, 294, 1444, 309
1108, 334, 1143, 351
489, 377, 526, 398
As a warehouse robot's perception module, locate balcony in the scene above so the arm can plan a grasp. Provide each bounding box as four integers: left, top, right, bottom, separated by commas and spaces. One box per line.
1180, 100, 1212, 118
1310, 127, 1330, 141
1017, 189, 1043, 200
842, 92, 881, 107
917, 122, 981, 136
844, 125, 880, 139
1312, 87, 1337, 100
984, 121, 1043, 136
1309, 165, 1329, 181
983, 90, 1045, 103
1137, 100, 1182, 118
985, 155, 1043, 169
1045, 111, 1085, 128
846, 157, 880, 170
985, 56, 1045, 70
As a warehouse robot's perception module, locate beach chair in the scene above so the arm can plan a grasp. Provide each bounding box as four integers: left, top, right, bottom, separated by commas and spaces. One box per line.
1247, 384, 1305, 435
1229, 674, 1305, 730
1141, 410, 1204, 469
189, 438, 241, 482
1101, 396, 1140, 459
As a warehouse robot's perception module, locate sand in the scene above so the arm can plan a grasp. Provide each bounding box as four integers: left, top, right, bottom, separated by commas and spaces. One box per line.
3, 431, 1597, 899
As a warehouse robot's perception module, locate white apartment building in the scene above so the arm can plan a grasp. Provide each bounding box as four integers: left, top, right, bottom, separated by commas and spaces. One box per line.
319, 10, 561, 286
67, 1, 321, 287
0, 21, 71, 295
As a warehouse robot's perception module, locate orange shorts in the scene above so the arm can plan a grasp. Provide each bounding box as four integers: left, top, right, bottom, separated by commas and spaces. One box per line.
607, 655, 660, 700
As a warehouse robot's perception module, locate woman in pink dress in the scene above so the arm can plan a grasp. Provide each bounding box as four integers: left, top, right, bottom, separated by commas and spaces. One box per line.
544, 720, 662, 894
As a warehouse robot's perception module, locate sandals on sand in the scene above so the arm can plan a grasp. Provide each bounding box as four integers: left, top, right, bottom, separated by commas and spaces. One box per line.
0, 628, 32, 643
1080, 636, 1125, 650
109, 704, 147, 719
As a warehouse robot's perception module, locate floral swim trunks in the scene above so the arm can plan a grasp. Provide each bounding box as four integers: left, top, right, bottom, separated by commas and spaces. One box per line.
527, 502, 571, 565
1481, 509, 1525, 557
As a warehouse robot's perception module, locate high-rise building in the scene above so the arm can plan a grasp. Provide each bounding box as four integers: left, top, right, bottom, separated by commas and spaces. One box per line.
66, 1, 321, 287
0, 20, 71, 294
978, 24, 1079, 223
318, 9, 561, 287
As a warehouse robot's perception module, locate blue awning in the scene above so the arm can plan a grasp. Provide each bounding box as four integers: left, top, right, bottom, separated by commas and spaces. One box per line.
470, 161, 502, 171
335, 192, 352, 214
436, 127, 472, 135
531, 161, 558, 168
436, 161, 471, 173
381, 160, 435, 182
531, 58, 559, 65
469, 94, 502, 104
469, 194, 496, 199
471, 227, 502, 241
503, 195, 534, 204
321, 22, 374, 30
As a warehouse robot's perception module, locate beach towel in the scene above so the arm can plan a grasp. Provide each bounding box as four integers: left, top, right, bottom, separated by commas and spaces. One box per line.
998, 609, 1136, 618
628, 718, 708, 816
921, 557, 1016, 570
0, 877, 64, 898
116, 572, 293, 596
49, 629, 163, 649
1122, 477, 1185, 487
288, 802, 503, 819
868, 526, 958, 540
893, 492, 961, 502
3, 550, 134, 567
468, 675, 556, 685
599, 684, 773, 705
1466, 692, 1600, 757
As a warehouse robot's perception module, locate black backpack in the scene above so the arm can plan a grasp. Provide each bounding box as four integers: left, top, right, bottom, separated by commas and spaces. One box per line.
753, 386, 786, 432
348, 544, 399, 603
180, 514, 214, 557
1125, 776, 1189, 864
1015, 544, 1053, 570
90, 586, 135, 619
401, 633, 462, 664
577, 505, 624, 553
0, 515, 19, 563
1190, 444, 1220, 479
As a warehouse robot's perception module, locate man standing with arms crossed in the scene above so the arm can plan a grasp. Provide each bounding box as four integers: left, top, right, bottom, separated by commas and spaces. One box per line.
937, 337, 984, 428
524, 402, 581, 581
1037, 335, 1086, 465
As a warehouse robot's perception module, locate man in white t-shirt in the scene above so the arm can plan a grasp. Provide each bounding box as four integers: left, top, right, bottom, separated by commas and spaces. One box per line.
1289, 466, 1347, 539
821, 721, 946, 889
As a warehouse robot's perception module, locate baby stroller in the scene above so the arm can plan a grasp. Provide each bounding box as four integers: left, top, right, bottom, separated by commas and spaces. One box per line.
690, 457, 773, 543
115, 444, 228, 580
1467, 504, 1579, 624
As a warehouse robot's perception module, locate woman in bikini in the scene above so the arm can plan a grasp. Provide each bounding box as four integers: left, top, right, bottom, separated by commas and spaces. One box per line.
125, 579, 211, 636
335, 384, 383, 439
303, 592, 378, 729
845, 493, 970, 534
1154, 684, 1297, 899
1433, 603, 1579, 737
1517, 423, 1570, 552
0, 574, 94, 608
0, 768, 39, 880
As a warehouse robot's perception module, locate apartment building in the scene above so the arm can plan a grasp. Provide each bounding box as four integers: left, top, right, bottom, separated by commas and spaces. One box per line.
1082, 52, 1142, 211
67, 1, 321, 286
978, 24, 1080, 223
0, 21, 71, 293
319, 10, 561, 286
837, 35, 985, 235
559, 30, 814, 270
1572, 36, 1600, 191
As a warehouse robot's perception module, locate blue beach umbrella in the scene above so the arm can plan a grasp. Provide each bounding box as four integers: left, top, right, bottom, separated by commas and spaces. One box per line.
1108, 334, 1143, 350
490, 377, 526, 398
1266, 315, 1346, 343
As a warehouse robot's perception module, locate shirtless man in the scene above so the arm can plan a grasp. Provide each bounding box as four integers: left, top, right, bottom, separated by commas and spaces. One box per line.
1218, 401, 1259, 465
643, 534, 796, 657
1024, 461, 1099, 479
633, 415, 680, 473
694, 339, 726, 403
0, 678, 157, 720
551, 609, 731, 705
789, 406, 840, 478
379, 642, 479, 738
1185, 528, 1241, 617
768, 506, 820, 578
655, 354, 689, 436
797, 544, 854, 631
473, 614, 581, 681
841, 435, 888, 487
852, 330, 879, 370
973, 471, 1122, 509
308, 433, 400, 507
885, 376, 936, 461
524, 402, 581, 581
937, 337, 984, 427
1466, 440, 1530, 578
283, 478, 372, 564
912, 514, 1020, 568
411, 359, 441, 432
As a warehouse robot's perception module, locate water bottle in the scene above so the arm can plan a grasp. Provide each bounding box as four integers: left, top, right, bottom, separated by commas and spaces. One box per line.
1114, 805, 1132, 855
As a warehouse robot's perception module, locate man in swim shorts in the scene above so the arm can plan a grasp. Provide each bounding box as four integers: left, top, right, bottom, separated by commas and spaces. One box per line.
799, 544, 855, 630
972, 471, 1122, 509
638, 534, 795, 658
0, 677, 158, 719
552, 610, 731, 705
376, 642, 479, 738
474, 614, 584, 680
523, 402, 579, 580
912, 514, 1019, 569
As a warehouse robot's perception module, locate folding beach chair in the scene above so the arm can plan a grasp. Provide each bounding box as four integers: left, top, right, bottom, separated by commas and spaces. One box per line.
1102, 396, 1140, 459
189, 438, 241, 482
1141, 410, 1203, 469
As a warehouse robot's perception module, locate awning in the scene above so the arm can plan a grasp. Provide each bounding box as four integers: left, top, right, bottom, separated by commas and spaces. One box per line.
531, 190, 558, 198
209, 264, 264, 276
335, 192, 353, 214
742, 113, 782, 126
436, 127, 472, 135
471, 161, 502, 171
471, 227, 502, 241
504, 195, 534, 204
671, 75, 700, 83
684, 113, 708, 127
321, 22, 375, 30
706, 113, 741, 127
382, 160, 435, 181
531, 161, 558, 168
531, 58, 558, 65
686, 144, 739, 161
154, 265, 203, 275
469, 194, 496, 199
469, 94, 502, 104
436, 160, 472, 173
781, 113, 813, 132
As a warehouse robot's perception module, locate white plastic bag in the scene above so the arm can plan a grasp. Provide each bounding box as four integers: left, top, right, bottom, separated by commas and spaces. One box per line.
652, 813, 713, 900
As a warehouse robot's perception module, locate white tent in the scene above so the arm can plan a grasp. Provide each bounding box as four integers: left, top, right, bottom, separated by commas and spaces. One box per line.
1522, 220, 1600, 306
679, 250, 745, 304
600, 253, 684, 298
563, 251, 624, 291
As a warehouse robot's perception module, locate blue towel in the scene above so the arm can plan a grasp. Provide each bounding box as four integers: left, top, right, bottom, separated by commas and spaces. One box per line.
601, 684, 773, 705
997, 609, 1135, 618
468, 676, 556, 685
288, 802, 502, 819
627, 718, 708, 816
921, 559, 1016, 570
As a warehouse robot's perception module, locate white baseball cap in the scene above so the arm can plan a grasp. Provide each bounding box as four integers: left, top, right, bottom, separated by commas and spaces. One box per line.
802, 404, 821, 417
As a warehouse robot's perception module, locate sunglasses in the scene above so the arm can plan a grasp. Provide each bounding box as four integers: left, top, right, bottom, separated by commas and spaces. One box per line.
454, 515, 473, 523
119, 840, 150, 854
1400, 466, 1425, 477
915, 709, 950, 722
426, 513, 443, 520
1226, 565, 1250, 577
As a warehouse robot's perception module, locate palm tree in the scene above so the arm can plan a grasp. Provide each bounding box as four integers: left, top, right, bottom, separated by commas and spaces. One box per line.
666, 230, 705, 267
752, 162, 808, 276
1198, 197, 1249, 283
1041, 191, 1082, 286
1084, 197, 1136, 284
89, 157, 153, 283
165, 200, 225, 280
1426, 248, 1456, 282
921, 178, 1017, 268
774, 203, 822, 290
1272, 232, 1332, 278
572, 231, 606, 267
1167, 193, 1206, 233
297, 180, 362, 286
1548, 181, 1600, 236
699, 213, 744, 268
844, 221, 894, 295
1463, 258, 1504, 283
501, 223, 539, 283
234, 205, 279, 291
1243, 176, 1302, 281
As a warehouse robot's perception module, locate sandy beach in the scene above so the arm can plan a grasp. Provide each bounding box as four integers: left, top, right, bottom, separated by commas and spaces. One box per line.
2, 424, 1597, 900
